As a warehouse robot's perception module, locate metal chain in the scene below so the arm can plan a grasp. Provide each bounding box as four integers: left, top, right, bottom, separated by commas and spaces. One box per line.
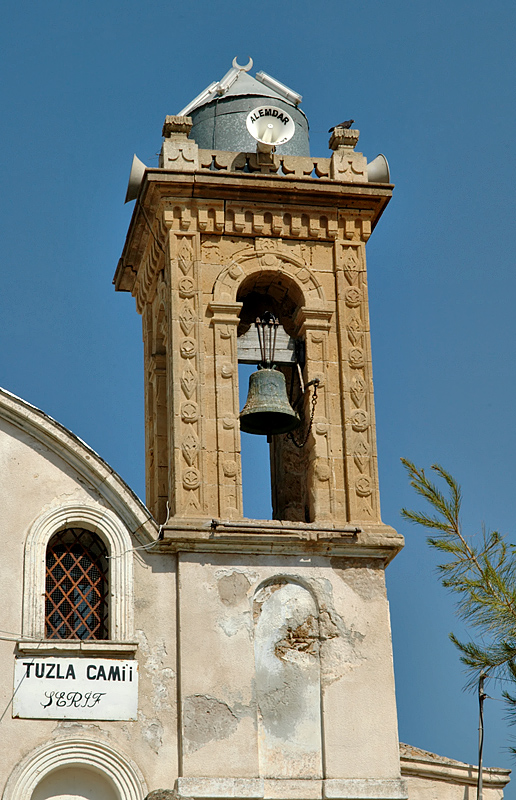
287, 380, 319, 448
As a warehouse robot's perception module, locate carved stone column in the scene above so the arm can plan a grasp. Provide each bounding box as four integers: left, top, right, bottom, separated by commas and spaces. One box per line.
296, 309, 336, 522
335, 230, 381, 523
163, 228, 207, 518
208, 301, 244, 519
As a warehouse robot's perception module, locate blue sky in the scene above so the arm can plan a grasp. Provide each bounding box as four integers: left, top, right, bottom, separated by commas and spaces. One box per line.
1, 0, 516, 787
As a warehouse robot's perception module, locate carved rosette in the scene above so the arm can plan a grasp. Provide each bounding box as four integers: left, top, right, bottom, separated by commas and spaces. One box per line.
336, 234, 380, 521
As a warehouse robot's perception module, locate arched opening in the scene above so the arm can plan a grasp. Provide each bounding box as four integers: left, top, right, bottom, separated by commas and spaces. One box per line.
237, 272, 311, 521
31, 766, 118, 800
45, 528, 109, 640
238, 362, 272, 519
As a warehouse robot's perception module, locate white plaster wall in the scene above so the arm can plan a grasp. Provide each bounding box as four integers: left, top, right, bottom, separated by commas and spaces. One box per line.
177, 552, 401, 781
0, 414, 401, 796
0, 418, 177, 797
405, 776, 504, 800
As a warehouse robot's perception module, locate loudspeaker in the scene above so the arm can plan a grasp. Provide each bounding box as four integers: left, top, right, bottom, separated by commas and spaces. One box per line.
124, 155, 147, 203
246, 106, 296, 152
367, 154, 390, 183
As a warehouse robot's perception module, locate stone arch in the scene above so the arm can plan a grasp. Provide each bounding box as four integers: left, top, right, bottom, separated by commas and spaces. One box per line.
253, 577, 323, 779
22, 503, 134, 641
2, 738, 146, 800
212, 250, 326, 309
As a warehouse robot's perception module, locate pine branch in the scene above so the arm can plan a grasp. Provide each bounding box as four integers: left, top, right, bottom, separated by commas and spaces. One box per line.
401, 459, 516, 696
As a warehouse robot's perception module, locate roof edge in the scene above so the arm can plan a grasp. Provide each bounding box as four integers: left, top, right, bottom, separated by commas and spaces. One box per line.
0, 388, 158, 544
400, 743, 511, 788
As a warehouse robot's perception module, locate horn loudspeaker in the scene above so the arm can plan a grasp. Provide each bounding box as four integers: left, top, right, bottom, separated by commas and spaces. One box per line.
124, 154, 147, 203
367, 154, 390, 183
246, 106, 295, 153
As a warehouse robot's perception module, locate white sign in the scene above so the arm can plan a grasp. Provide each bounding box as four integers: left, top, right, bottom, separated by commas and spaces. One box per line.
13, 657, 138, 720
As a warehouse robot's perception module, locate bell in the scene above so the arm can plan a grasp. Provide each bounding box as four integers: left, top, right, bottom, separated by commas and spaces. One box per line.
240, 368, 300, 436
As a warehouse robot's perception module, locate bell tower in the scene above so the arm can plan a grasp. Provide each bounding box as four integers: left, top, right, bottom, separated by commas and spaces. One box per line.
115, 59, 406, 800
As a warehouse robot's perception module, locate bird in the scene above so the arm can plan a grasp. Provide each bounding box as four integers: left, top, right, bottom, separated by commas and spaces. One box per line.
328, 119, 355, 133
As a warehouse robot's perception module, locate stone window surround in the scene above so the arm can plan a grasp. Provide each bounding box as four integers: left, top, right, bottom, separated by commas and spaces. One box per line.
19, 503, 136, 653
3, 737, 147, 800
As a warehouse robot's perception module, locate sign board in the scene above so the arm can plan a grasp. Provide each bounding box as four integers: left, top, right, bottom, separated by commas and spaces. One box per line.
13, 657, 138, 720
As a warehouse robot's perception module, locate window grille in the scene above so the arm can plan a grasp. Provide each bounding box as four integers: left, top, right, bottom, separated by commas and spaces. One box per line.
45, 528, 109, 640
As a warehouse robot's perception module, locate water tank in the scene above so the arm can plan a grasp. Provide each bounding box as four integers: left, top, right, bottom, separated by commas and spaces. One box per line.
188, 71, 310, 156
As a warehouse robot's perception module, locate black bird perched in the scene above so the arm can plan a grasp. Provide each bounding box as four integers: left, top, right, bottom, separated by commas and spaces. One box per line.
328, 119, 355, 132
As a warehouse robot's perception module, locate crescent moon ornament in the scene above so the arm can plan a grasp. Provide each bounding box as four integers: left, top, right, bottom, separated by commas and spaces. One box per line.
232, 56, 253, 72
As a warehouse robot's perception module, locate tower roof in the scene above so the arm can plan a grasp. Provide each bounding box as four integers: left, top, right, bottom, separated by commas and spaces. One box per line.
178, 57, 302, 117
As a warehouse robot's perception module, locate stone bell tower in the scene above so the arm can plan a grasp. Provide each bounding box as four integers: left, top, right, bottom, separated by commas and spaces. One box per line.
115, 59, 406, 800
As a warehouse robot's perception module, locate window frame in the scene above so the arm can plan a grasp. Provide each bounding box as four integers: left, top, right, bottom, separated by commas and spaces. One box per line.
21, 503, 135, 649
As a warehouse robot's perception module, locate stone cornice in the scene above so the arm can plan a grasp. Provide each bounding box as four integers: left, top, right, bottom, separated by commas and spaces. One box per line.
156, 519, 404, 563
114, 168, 392, 293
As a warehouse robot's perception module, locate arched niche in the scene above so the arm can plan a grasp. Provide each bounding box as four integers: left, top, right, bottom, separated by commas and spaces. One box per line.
31, 765, 118, 800
253, 578, 323, 779
3, 739, 146, 800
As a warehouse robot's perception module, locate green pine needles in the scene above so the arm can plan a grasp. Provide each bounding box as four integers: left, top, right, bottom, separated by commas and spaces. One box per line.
401, 459, 516, 720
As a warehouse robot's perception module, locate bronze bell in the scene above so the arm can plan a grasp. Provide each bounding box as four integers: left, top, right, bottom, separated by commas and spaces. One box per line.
240, 368, 300, 436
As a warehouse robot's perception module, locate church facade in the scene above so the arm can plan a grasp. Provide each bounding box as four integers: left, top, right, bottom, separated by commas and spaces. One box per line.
0, 61, 510, 800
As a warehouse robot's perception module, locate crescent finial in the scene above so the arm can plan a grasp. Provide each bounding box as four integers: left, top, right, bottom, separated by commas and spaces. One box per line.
232, 56, 253, 72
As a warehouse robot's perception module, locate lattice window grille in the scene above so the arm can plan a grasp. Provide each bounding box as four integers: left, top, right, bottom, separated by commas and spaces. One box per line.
45, 528, 109, 640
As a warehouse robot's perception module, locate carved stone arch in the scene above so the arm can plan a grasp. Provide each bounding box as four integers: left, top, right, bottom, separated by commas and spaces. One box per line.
2, 738, 147, 800
22, 503, 134, 641
212, 250, 326, 309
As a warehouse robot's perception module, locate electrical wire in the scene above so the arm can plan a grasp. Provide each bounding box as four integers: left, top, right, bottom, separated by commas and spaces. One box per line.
0, 640, 45, 723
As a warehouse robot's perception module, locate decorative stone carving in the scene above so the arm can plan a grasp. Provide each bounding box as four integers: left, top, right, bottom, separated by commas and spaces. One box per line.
349, 348, 365, 369
353, 442, 370, 473
350, 377, 366, 407
315, 462, 331, 482
355, 476, 373, 497
351, 410, 369, 432
222, 460, 238, 478
182, 468, 201, 490
335, 238, 379, 520
180, 339, 196, 359
160, 116, 198, 172
181, 402, 199, 423
180, 369, 197, 399
178, 277, 195, 297
182, 433, 199, 466
345, 287, 362, 307
220, 363, 233, 378
347, 317, 362, 346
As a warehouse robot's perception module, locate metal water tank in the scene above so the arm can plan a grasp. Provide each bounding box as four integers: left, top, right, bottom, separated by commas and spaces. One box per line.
188, 71, 310, 156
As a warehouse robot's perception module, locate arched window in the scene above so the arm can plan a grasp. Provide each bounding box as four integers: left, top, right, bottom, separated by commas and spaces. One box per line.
45, 528, 109, 640
21, 503, 135, 646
